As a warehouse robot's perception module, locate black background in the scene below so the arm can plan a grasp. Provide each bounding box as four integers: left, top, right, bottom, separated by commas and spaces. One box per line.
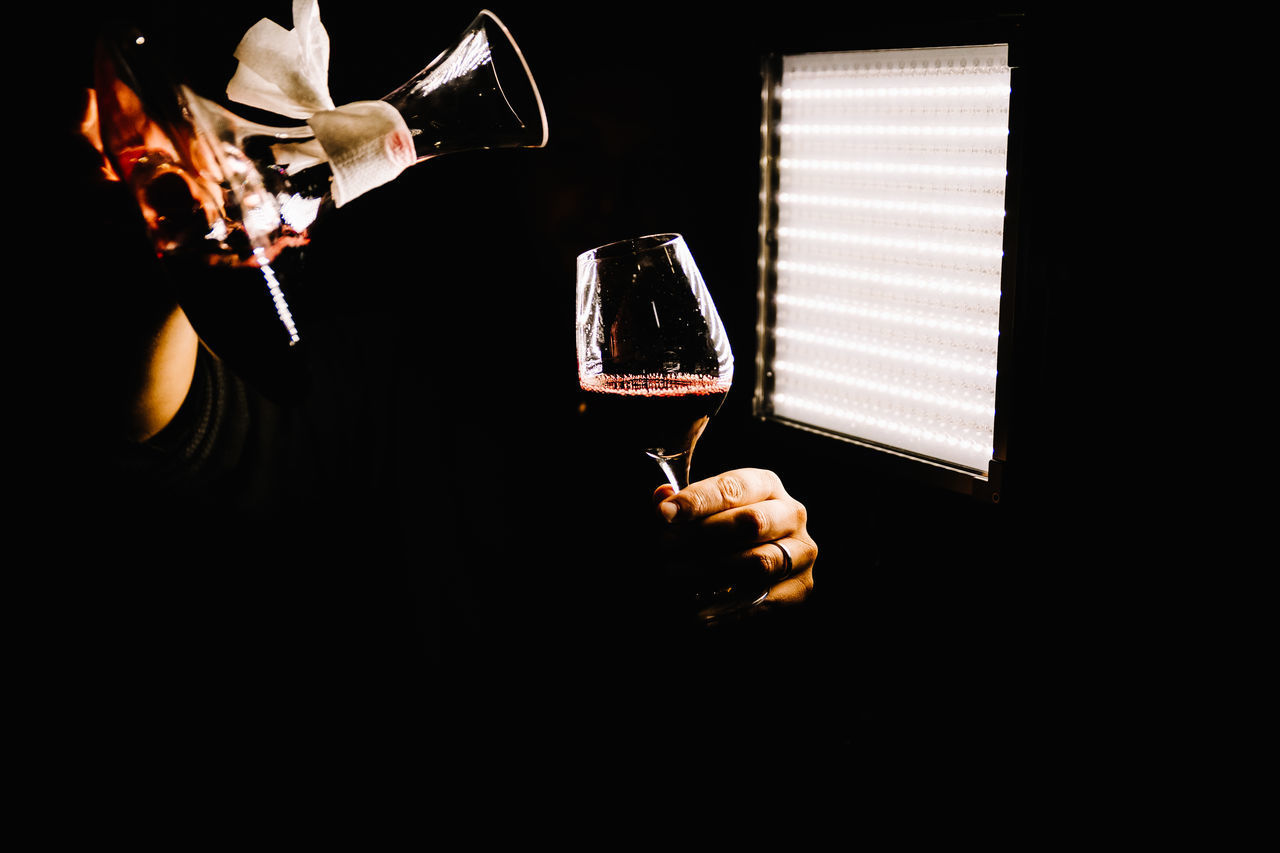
37, 0, 1137, 775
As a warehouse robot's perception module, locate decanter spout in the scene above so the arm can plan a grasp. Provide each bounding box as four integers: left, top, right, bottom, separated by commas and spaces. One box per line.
382, 9, 549, 161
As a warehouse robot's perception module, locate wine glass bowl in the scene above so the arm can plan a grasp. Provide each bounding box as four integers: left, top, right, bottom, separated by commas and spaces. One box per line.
576, 234, 734, 491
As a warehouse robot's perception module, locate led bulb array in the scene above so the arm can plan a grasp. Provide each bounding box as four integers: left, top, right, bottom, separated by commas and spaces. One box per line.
766, 44, 1011, 474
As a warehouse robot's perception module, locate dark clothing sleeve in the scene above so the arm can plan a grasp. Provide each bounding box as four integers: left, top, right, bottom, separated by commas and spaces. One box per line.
57, 333, 437, 744
42, 305, 772, 765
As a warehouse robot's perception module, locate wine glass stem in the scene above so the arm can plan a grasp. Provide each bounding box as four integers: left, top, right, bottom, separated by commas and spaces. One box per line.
652, 451, 692, 492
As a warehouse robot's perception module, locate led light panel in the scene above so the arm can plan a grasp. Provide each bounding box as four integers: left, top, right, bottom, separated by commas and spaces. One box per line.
758, 44, 1012, 478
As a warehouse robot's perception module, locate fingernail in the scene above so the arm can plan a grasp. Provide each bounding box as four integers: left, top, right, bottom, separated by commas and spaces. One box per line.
659, 500, 679, 523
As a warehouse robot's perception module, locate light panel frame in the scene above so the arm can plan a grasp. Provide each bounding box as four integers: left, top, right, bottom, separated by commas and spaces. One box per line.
755, 41, 1023, 501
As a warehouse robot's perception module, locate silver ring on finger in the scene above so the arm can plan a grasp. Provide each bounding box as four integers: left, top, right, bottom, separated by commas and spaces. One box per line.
772, 540, 793, 580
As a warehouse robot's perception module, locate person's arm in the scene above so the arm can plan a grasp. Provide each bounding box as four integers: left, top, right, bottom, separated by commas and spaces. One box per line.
124, 305, 200, 441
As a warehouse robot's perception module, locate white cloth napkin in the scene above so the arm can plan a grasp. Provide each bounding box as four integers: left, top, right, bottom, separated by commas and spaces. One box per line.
225, 0, 415, 207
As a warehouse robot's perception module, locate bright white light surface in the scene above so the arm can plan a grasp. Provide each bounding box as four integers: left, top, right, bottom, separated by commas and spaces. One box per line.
769, 45, 1010, 474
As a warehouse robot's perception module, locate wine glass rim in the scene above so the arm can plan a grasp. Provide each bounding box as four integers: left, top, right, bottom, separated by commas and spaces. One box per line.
578, 233, 684, 263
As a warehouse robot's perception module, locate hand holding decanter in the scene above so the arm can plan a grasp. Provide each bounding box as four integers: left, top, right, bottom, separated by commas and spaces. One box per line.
92, 4, 548, 396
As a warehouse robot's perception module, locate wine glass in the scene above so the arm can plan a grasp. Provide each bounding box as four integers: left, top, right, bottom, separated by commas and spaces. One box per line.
91, 8, 548, 396
576, 234, 766, 621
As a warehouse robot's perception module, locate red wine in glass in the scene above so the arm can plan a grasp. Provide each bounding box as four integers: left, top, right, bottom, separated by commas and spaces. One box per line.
580, 373, 730, 487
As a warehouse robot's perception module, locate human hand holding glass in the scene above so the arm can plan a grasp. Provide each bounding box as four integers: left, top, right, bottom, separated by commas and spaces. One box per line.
576, 234, 785, 621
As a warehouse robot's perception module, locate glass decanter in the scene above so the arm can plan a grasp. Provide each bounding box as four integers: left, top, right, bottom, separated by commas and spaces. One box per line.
92, 8, 548, 395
